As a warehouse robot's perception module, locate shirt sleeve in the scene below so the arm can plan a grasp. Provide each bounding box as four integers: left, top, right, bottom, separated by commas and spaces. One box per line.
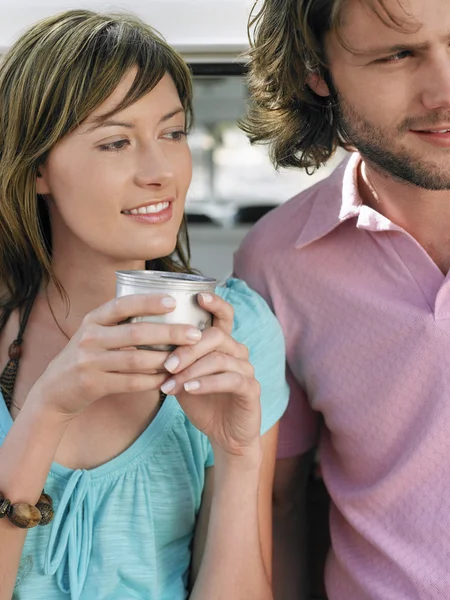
233, 230, 319, 458
205, 278, 289, 467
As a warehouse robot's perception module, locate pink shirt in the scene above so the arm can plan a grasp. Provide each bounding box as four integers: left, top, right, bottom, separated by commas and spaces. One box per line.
234, 152, 450, 599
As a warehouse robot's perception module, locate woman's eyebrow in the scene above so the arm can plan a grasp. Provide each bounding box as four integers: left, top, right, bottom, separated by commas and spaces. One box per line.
85, 119, 135, 133
159, 107, 185, 123
84, 107, 185, 133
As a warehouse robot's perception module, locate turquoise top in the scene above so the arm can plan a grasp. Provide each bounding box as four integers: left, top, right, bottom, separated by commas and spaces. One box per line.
0, 279, 289, 600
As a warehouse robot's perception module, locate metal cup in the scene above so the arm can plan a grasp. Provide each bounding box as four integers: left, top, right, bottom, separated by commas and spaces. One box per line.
115, 270, 218, 350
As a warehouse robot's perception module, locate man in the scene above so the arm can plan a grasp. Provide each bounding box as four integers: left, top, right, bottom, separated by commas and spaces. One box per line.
234, 0, 450, 598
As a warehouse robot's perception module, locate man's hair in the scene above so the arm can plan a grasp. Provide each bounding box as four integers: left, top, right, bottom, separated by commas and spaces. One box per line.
240, 0, 408, 171
0, 10, 194, 313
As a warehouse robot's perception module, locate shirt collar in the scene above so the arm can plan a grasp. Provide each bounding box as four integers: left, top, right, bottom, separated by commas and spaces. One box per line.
295, 152, 402, 250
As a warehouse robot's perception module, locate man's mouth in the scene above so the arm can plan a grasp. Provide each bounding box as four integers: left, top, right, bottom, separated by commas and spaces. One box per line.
417, 129, 450, 134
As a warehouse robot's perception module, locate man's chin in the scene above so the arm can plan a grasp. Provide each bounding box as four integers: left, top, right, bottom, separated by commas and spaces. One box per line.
358, 148, 450, 191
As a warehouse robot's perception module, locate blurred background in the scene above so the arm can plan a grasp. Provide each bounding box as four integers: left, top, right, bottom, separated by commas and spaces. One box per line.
0, 0, 346, 280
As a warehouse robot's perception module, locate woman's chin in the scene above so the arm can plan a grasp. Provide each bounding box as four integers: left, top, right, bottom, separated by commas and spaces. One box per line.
127, 244, 178, 264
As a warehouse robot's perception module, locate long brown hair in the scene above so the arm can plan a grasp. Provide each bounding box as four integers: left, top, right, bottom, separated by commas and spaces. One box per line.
0, 10, 194, 315
240, 0, 413, 172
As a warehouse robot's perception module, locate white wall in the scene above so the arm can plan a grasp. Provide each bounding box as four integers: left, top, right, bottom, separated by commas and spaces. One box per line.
0, 0, 253, 55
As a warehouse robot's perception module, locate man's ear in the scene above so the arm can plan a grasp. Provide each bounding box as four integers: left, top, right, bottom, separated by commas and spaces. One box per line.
35, 168, 51, 195
306, 72, 331, 98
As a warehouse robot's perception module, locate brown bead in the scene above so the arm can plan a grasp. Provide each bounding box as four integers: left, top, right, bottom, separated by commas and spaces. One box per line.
38, 493, 53, 507
36, 502, 54, 526
8, 503, 41, 529
0, 498, 11, 518
8, 342, 21, 360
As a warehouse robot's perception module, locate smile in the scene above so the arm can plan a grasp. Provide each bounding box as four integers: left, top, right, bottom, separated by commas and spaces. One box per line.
421, 129, 450, 134
122, 201, 170, 215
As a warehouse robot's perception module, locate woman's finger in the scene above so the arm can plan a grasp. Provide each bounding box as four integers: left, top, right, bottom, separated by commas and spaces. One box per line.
86, 371, 169, 398
198, 292, 234, 335
179, 372, 260, 399
85, 293, 177, 326
163, 327, 249, 374
93, 348, 170, 374
78, 321, 203, 351
160, 352, 254, 395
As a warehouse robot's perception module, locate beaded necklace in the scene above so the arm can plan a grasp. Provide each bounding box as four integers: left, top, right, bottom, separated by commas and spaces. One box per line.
0, 294, 34, 411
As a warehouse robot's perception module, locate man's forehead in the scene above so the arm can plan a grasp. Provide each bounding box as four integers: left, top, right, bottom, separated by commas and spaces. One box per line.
334, 0, 449, 53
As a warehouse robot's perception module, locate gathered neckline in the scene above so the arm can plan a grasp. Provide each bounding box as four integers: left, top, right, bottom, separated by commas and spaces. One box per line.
0, 391, 179, 481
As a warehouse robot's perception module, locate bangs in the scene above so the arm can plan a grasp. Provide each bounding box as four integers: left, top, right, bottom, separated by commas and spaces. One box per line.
15, 10, 194, 152
86, 19, 193, 130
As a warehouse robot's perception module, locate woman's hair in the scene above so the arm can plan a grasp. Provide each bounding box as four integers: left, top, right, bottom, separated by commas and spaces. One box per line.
240, 0, 410, 171
0, 9, 194, 312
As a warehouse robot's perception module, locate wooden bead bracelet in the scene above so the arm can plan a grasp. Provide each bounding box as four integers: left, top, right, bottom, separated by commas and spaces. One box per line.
0, 491, 54, 529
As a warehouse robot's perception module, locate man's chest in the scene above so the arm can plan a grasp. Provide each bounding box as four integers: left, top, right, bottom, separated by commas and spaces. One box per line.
274, 254, 450, 460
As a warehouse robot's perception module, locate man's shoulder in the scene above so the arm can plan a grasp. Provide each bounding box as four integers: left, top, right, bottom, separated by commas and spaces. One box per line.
241, 160, 346, 255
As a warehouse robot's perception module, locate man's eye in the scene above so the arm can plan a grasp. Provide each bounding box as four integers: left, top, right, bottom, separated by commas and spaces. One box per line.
99, 140, 130, 152
377, 50, 412, 64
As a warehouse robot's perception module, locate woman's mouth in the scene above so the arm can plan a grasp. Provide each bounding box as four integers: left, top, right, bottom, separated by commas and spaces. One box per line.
121, 200, 173, 224
122, 201, 170, 215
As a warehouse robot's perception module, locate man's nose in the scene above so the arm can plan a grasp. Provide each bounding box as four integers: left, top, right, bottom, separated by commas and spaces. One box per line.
421, 54, 450, 111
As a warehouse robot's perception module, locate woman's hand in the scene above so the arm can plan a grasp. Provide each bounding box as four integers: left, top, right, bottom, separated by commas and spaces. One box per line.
32, 293, 203, 420
160, 293, 262, 460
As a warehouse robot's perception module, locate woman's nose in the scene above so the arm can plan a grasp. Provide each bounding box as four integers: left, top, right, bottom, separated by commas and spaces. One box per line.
133, 144, 175, 188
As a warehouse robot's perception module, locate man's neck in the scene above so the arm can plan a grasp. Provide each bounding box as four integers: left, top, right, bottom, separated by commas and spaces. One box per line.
359, 160, 450, 274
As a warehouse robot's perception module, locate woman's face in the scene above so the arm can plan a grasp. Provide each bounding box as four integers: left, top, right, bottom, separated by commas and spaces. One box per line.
37, 70, 192, 266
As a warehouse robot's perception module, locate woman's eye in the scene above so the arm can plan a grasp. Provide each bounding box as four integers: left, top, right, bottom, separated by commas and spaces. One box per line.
163, 130, 187, 142
377, 50, 412, 64
99, 139, 130, 152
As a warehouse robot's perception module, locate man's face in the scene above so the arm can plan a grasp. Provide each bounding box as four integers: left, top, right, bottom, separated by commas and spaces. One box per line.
325, 0, 450, 189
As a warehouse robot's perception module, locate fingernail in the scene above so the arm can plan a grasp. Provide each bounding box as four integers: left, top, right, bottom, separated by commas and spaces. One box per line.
184, 380, 201, 392
199, 293, 213, 304
161, 296, 176, 308
186, 328, 202, 341
161, 378, 176, 394
164, 355, 180, 373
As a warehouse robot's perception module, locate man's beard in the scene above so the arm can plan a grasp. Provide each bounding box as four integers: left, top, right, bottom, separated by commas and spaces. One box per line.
335, 95, 450, 191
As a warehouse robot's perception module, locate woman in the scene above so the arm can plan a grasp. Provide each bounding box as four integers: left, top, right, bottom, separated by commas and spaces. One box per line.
0, 10, 288, 600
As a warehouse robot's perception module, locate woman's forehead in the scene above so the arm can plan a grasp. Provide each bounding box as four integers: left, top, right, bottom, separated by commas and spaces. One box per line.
85, 72, 180, 124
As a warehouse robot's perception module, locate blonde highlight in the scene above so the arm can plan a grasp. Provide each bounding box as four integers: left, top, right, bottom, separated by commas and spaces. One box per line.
0, 10, 195, 315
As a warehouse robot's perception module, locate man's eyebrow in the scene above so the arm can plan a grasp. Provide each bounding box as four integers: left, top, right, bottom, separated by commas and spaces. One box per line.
354, 41, 430, 56
84, 107, 185, 133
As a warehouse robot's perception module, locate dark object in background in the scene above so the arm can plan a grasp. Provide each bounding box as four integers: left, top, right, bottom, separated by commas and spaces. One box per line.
307, 460, 331, 600
185, 213, 218, 225
234, 204, 278, 224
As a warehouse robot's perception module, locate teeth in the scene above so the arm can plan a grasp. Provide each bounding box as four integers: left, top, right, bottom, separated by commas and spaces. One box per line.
146, 202, 169, 214
426, 130, 450, 133
126, 202, 169, 215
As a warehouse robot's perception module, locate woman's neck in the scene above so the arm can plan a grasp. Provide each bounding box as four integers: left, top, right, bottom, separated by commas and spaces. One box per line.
47, 249, 147, 336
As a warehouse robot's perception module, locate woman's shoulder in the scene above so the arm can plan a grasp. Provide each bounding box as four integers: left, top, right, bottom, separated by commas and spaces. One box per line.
215, 277, 287, 388
214, 278, 289, 435
215, 277, 280, 336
